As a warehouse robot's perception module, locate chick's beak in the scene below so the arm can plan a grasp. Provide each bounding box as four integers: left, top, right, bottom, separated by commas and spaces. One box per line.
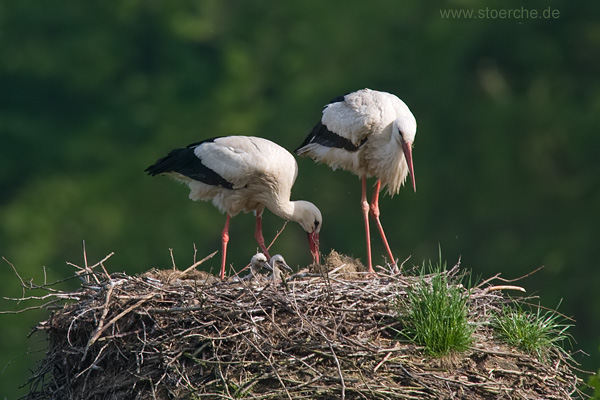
401, 140, 416, 192
279, 260, 293, 272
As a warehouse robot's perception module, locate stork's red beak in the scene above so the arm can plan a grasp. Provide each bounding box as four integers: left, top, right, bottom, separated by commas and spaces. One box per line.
308, 231, 320, 265
401, 140, 416, 192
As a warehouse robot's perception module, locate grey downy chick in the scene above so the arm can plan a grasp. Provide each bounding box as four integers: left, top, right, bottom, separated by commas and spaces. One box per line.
264, 254, 292, 284
242, 253, 271, 281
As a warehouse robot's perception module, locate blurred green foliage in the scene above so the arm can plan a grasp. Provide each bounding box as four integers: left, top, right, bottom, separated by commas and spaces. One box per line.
1, 0, 599, 397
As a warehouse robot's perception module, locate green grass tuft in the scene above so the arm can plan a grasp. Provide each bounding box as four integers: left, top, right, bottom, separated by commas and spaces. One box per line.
492, 301, 573, 361
396, 256, 474, 357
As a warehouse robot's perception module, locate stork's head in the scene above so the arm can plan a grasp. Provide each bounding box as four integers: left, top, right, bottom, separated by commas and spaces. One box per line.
393, 112, 417, 192
293, 201, 322, 265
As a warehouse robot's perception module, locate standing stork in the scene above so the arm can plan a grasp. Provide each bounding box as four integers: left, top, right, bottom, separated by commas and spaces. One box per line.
295, 88, 417, 273
146, 136, 322, 280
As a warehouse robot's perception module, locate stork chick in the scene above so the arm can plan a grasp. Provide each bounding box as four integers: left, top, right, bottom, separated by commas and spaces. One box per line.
240, 252, 271, 281
263, 254, 293, 284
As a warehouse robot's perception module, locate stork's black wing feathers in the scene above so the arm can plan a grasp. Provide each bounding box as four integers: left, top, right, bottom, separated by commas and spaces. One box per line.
184, 137, 218, 149
295, 121, 365, 153
146, 139, 234, 189
295, 93, 366, 154
328, 94, 347, 104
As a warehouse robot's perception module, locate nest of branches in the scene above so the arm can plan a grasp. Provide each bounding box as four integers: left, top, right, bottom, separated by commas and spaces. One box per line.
20, 250, 583, 400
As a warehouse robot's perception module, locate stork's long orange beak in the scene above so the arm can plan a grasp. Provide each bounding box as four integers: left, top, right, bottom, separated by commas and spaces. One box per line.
401, 140, 416, 192
308, 231, 320, 265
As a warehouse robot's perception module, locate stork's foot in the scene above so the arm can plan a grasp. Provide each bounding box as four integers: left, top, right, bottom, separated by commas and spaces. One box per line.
364, 266, 378, 279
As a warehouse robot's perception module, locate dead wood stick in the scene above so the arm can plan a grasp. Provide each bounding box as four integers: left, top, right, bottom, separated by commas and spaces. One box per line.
82, 240, 100, 284
81, 282, 116, 360
169, 248, 176, 269
374, 351, 392, 372
75, 341, 110, 380
0, 300, 60, 314
329, 342, 346, 399
475, 273, 502, 289
241, 332, 293, 400
87, 252, 115, 276
266, 220, 288, 252
3, 256, 27, 297
498, 265, 545, 283
182, 251, 218, 275
83, 294, 153, 359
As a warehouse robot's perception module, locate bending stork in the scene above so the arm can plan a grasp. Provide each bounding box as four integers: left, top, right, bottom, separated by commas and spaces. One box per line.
296, 88, 417, 273
146, 136, 322, 279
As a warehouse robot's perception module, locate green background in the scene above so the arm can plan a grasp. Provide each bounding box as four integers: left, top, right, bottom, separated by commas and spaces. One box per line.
1, 1, 598, 398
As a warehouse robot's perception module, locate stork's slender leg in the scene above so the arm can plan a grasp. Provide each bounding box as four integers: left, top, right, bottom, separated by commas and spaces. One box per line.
369, 180, 397, 266
361, 176, 374, 273
254, 211, 271, 259
220, 214, 231, 280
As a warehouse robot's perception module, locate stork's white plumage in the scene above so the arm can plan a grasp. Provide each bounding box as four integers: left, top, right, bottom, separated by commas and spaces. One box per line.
296, 88, 417, 273
146, 136, 322, 279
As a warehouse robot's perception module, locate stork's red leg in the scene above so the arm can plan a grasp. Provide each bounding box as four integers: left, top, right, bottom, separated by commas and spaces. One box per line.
370, 180, 396, 266
220, 215, 231, 279
255, 211, 271, 259
361, 176, 374, 273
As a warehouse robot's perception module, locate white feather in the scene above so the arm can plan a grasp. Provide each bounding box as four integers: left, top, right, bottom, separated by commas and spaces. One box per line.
178, 136, 321, 234
298, 88, 417, 196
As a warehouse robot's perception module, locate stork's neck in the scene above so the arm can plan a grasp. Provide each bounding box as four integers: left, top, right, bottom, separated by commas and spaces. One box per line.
275, 200, 308, 223
265, 196, 293, 221
366, 121, 402, 156
391, 119, 403, 146
270, 199, 321, 234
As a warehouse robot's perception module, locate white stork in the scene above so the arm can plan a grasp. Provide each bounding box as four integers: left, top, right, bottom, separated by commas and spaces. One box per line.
295, 88, 417, 273
146, 136, 322, 280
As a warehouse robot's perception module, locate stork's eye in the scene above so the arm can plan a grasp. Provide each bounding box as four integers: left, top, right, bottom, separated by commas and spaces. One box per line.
314, 220, 320, 229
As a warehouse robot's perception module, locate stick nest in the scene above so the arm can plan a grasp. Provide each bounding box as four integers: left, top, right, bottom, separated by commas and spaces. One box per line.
22, 251, 583, 399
